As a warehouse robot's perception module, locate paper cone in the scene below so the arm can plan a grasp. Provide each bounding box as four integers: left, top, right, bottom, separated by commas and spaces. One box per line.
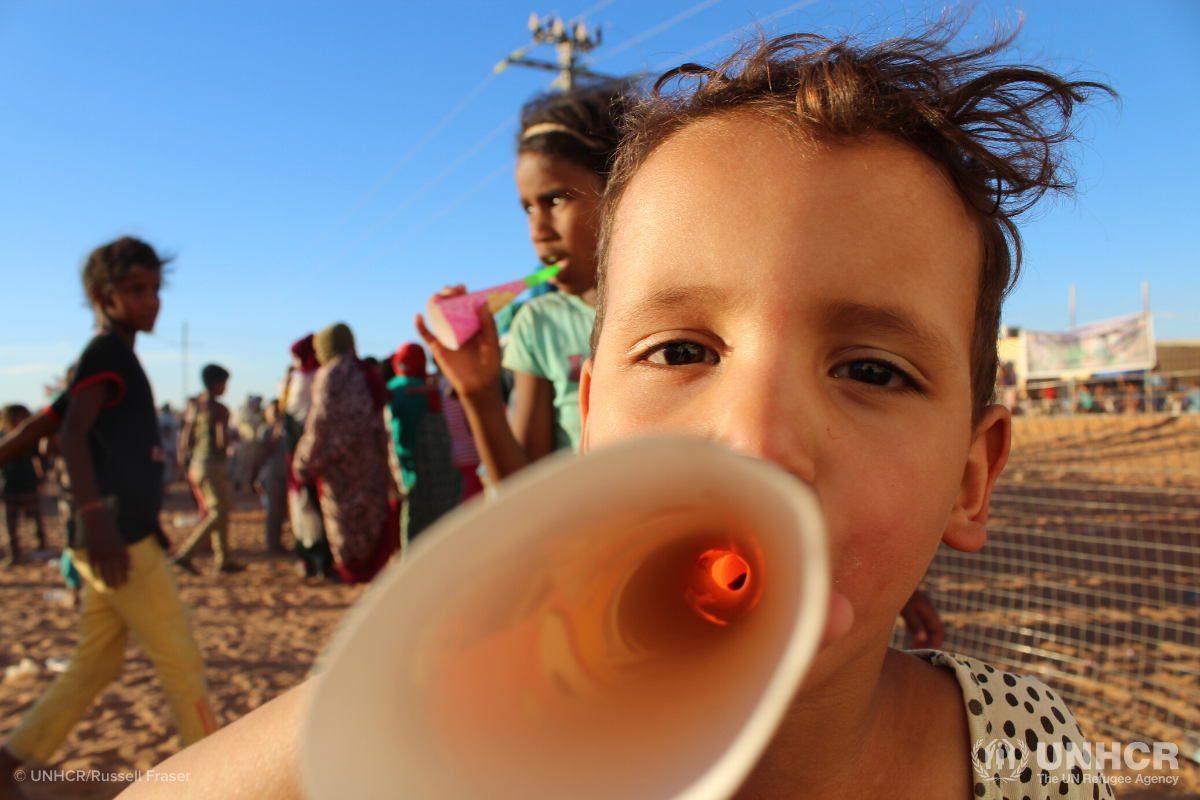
426, 265, 560, 350
303, 437, 829, 800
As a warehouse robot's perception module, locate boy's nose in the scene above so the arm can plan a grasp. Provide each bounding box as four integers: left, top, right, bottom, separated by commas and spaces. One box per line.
710, 363, 817, 484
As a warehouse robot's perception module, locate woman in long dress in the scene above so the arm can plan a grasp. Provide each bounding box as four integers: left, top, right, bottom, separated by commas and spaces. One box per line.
386, 343, 462, 546
281, 334, 332, 577
293, 324, 398, 583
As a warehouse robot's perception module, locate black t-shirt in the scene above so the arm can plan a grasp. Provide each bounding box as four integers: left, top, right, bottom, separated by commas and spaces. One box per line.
48, 390, 69, 425
67, 332, 166, 547
47, 391, 75, 543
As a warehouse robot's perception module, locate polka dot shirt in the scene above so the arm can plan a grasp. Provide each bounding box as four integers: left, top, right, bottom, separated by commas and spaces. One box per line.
915, 651, 1112, 800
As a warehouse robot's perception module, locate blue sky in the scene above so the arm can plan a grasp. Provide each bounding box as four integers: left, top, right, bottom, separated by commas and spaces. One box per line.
1, 0, 1197, 409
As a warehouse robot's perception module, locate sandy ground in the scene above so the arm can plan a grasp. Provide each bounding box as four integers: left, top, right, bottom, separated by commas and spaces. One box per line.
921, 413, 1200, 798
1, 483, 365, 798
3, 416, 1199, 798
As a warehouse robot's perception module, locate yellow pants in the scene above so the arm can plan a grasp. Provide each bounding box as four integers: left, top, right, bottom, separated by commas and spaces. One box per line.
5, 537, 216, 764
178, 459, 233, 568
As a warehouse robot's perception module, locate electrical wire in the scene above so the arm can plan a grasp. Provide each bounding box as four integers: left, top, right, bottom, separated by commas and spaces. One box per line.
284, 160, 515, 317
647, 0, 822, 73
285, 113, 517, 291
578, 0, 622, 20
267, 72, 497, 282
589, 0, 727, 65
337, 159, 515, 286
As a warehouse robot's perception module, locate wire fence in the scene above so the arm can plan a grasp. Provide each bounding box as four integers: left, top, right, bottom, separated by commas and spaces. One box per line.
895, 372, 1200, 782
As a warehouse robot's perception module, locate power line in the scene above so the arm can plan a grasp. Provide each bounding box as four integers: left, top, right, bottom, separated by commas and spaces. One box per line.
589, 0, 726, 65
278, 3, 620, 286
285, 113, 517, 291
285, 160, 514, 318
578, 0, 621, 19
281, 0, 822, 324
337, 160, 515, 286
268, 72, 498, 282
647, 0, 822, 73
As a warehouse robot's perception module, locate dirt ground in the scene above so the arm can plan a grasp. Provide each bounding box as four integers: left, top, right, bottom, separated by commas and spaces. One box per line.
923, 413, 1200, 799
4, 416, 1199, 799
1, 483, 365, 798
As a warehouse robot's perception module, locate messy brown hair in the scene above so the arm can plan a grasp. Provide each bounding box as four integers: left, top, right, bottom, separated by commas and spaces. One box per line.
592, 23, 1113, 425
82, 237, 172, 320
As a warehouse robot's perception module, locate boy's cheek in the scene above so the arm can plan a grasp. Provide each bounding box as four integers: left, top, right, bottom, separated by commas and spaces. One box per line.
582, 374, 678, 447
820, 454, 959, 607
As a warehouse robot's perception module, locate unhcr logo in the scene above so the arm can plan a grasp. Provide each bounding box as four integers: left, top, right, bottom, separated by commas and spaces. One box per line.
971, 738, 1030, 784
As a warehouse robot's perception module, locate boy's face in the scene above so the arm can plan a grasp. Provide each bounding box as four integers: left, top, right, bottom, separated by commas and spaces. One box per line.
581, 116, 1007, 663
101, 265, 161, 333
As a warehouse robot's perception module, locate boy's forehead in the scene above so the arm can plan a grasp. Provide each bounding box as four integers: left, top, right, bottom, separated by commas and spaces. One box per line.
111, 264, 162, 285
604, 114, 979, 345
125, 264, 161, 276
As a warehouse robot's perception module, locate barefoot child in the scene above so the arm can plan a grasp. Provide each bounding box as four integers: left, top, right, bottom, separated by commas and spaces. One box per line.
0, 238, 216, 798
119, 24, 1112, 800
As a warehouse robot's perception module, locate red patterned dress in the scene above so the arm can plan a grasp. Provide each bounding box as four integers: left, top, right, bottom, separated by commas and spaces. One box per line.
293, 354, 396, 582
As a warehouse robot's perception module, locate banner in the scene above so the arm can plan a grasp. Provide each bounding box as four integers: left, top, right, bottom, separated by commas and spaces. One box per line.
1021, 313, 1156, 380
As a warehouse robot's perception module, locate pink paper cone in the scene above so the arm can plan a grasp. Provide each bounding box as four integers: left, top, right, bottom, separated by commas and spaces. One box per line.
426, 278, 528, 350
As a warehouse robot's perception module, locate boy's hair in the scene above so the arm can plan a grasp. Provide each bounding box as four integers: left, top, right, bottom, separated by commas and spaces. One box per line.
0, 404, 31, 433
82, 237, 172, 309
201, 364, 230, 391
518, 79, 637, 179
593, 24, 1113, 424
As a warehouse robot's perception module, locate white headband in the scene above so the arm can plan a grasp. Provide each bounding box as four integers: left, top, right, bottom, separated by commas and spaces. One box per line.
519, 122, 607, 150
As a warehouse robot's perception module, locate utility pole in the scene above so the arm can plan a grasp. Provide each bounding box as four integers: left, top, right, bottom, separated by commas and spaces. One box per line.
182, 321, 189, 405
495, 12, 606, 91
1067, 284, 1077, 411
1142, 281, 1153, 413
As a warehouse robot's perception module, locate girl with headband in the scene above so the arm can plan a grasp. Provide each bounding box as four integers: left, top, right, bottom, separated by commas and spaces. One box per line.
416, 80, 633, 481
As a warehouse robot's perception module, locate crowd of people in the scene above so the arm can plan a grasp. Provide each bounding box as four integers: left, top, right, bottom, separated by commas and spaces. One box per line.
0, 80, 635, 787
0, 20, 1121, 800
997, 363, 1200, 416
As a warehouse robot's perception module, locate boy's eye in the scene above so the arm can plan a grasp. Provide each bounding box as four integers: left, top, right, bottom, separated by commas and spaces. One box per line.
832, 359, 910, 388
645, 341, 717, 366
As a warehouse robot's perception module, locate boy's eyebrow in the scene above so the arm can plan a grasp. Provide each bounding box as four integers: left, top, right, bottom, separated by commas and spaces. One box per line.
821, 301, 955, 363
609, 284, 736, 327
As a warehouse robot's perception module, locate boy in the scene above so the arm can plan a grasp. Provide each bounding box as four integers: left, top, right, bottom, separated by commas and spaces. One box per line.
0, 238, 216, 798
175, 364, 242, 575
119, 25, 1112, 800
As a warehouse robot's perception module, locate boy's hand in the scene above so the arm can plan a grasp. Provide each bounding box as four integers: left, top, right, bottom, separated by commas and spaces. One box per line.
415, 286, 504, 402
82, 510, 131, 589
900, 589, 944, 648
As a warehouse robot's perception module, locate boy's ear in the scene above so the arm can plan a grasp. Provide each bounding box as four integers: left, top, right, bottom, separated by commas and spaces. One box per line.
942, 404, 1011, 553
578, 357, 593, 453
87, 285, 108, 313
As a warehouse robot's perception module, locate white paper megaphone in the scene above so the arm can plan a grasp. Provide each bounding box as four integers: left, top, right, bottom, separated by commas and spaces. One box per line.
302, 437, 829, 800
